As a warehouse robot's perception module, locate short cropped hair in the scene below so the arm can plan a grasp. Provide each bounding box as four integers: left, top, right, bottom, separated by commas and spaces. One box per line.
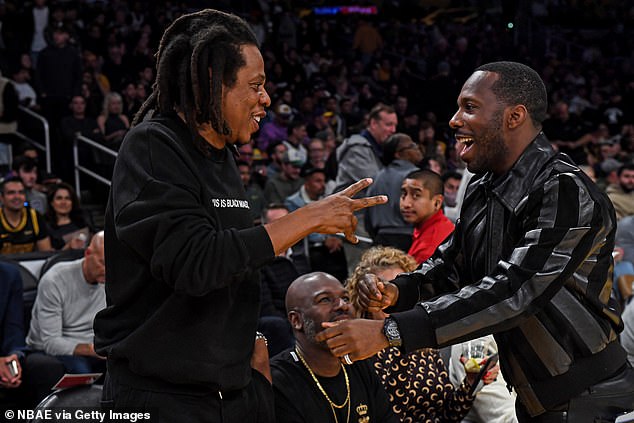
368, 103, 395, 124
1, 176, 24, 194
261, 203, 289, 224
618, 163, 634, 177
404, 169, 444, 197
12, 155, 38, 173
476, 61, 548, 128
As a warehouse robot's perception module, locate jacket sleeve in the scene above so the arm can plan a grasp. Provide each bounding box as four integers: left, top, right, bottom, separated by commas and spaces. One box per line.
111, 124, 274, 297
392, 172, 613, 351
1, 265, 25, 356
336, 140, 381, 189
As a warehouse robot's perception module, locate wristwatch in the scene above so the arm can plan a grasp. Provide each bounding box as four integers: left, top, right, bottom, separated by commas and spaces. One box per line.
383, 316, 402, 348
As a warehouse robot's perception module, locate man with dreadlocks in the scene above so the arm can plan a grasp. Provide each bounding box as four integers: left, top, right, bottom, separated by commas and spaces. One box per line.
93, 9, 386, 423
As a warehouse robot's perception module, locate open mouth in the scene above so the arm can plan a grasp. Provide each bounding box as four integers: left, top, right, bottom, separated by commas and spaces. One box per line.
455, 134, 475, 156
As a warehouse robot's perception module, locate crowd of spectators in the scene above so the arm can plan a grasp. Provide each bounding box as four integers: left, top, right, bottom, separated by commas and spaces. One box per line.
0, 0, 633, 414
0, 0, 631, 200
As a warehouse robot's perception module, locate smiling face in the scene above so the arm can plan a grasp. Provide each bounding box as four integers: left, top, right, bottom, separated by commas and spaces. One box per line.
218, 44, 270, 146
287, 273, 353, 347
450, 71, 511, 175
0, 181, 26, 213
51, 187, 73, 217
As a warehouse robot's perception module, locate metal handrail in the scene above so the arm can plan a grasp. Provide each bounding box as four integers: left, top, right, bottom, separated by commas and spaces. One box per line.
73, 135, 118, 199
17, 106, 51, 173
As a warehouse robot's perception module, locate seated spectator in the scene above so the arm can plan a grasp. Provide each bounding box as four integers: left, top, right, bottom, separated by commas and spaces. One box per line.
238, 160, 265, 225
285, 167, 347, 281
266, 140, 287, 180
442, 170, 462, 208
0, 262, 64, 406
400, 170, 454, 263
448, 336, 519, 423
606, 163, 634, 221
121, 81, 141, 121
26, 232, 106, 374
365, 133, 422, 252
303, 138, 328, 171
282, 120, 309, 165
347, 246, 499, 422
420, 155, 445, 175
0, 261, 25, 403
97, 92, 130, 150
617, 215, 634, 264
11, 156, 47, 215
257, 103, 292, 152
45, 183, 91, 251
0, 177, 52, 254
270, 272, 399, 423
263, 149, 304, 204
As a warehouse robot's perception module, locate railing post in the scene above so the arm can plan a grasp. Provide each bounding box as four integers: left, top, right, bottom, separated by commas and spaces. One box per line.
73, 134, 81, 200
73, 135, 117, 201
17, 106, 51, 174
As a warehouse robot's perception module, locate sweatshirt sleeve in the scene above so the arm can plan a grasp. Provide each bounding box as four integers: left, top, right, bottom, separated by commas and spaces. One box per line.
111, 124, 274, 297
32, 278, 77, 356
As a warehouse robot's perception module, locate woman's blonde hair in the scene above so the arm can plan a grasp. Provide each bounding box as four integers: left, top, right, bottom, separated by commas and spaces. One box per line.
346, 246, 417, 317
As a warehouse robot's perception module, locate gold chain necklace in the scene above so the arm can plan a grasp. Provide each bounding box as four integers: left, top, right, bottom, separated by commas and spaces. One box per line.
295, 346, 351, 423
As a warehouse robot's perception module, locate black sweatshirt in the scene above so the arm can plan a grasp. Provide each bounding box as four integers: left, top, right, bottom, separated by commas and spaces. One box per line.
94, 114, 274, 393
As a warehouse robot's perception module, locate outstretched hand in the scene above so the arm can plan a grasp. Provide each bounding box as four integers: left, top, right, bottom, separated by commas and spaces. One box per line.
310, 178, 387, 244
264, 178, 387, 256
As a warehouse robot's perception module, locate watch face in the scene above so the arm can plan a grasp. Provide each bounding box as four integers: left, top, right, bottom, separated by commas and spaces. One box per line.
386, 321, 399, 338
384, 318, 402, 347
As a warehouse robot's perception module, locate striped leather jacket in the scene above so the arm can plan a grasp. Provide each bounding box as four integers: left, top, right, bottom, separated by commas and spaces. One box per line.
389, 133, 626, 417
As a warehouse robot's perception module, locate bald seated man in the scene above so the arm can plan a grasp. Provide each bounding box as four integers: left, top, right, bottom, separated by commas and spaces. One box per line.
269, 272, 398, 423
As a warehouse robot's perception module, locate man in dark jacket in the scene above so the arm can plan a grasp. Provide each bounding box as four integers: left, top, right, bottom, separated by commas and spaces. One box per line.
316, 61, 634, 422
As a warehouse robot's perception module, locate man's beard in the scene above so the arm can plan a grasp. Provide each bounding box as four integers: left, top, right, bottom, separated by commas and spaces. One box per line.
303, 315, 326, 348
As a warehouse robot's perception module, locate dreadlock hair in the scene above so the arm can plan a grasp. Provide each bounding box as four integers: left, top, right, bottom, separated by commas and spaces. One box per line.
133, 9, 259, 155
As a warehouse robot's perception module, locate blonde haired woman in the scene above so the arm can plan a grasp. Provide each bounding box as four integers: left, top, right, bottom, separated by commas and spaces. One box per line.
347, 246, 498, 423
97, 91, 130, 149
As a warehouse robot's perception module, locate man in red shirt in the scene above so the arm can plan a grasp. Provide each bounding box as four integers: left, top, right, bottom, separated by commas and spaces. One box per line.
400, 170, 454, 263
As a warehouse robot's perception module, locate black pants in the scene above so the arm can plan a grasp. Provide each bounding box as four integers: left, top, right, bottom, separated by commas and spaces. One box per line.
102, 367, 274, 423
515, 365, 634, 422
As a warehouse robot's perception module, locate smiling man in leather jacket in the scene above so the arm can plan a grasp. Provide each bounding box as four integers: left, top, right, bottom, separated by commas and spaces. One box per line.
315, 61, 634, 422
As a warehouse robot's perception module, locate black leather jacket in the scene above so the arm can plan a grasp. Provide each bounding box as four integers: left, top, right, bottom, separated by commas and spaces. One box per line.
389, 134, 626, 416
